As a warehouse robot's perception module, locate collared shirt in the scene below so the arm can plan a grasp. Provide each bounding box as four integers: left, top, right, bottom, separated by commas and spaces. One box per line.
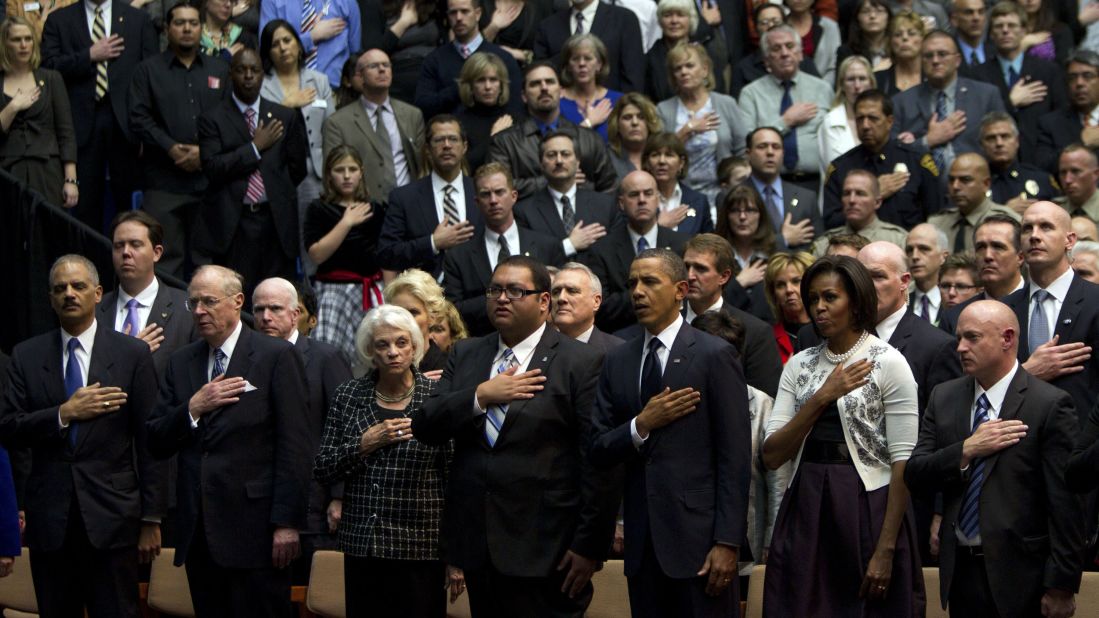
684, 295, 722, 324
997, 54, 1024, 88
533, 117, 560, 136
430, 170, 467, 230
114, 278, 159, 333
627, 224, 659, 255
925, 78, 958, 166
1027, 267, 1074, 344
751, 174, 784, 216
485, 222, 520, 272
85, 0, 111, 38
288, 329, 300, 344
990, 163, 1059, 205
912, 285, 941, 324
362, 97, 410, 187
657, 182, 683, 214
454, 32, 483, 57
548, 184, 580, 256
957, 37, 987, 66
927, 198, 1018, 254
473, 322, 548, 414
875, 304, 907, 345
59, 319, 98, 427
575, 324, 596, 343
630, 314, 685, 447
957, 360, 1020, 546
739, 71, 833, 174
573, 0, 599, 33
1066, 188, 1099, 222
206, 320, 243, 380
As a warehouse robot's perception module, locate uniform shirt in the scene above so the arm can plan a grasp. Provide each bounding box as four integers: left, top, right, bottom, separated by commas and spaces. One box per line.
927, 198, 1020, 254
989, 162, 1060, 205
823, 140, 942, 229
911, 286, 941, 324
810, 217, 909, 257
1060, 189, 1099, 223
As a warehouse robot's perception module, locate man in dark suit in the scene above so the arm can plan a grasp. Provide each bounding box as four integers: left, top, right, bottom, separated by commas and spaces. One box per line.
1, 255, 165, 618
515, 131, 618, 259
41, 0, 158, 231
551, 261, 623, 353
938, 213, 1028, 335
413, 256, 620, 618
414, 0, 523, 120
582, 171, 688, 334
251, 277, 351, 584
376, 115, 481, 278
1035, 50, 1099, 174
906, 300, 1084, 618
534, 0, 644, 92
744, 127, 822, 252
443, 162, 565, 336
98, 211, 195, 376
487, 62, 617, 200
951, 0, 995, 69
971, 3, 1068, 167
146, 265, 312, 618
590, 248, 750, 618
195, 48, 307, 302
891, 31, 1005, 175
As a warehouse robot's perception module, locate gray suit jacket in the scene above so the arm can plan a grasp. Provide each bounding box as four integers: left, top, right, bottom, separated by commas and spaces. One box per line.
657, 92, 748, 162
97, 281, 195, 377
261, 69, 334, 179
891, 77, 1005, 159
322, 97, 425, 201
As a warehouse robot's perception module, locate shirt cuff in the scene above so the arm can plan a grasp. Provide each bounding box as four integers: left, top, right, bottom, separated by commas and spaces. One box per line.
563, 239, 577, 257
250, 142, 261, 160
58, 410, 68, 429
430, 234, 438, 254
630, 417, 647, 449
189, 411, 201, 428
141, 517, 162, 524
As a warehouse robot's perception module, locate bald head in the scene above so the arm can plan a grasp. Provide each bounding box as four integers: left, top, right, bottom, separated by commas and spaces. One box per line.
948, 153, 992, 214
858, 241, 911, 317
956, 300, 1020, 386
619, 171, 660, 233
1021, 201, 1076, 282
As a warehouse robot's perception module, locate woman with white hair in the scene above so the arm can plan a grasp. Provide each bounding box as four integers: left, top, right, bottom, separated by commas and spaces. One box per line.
644, 0, 727, 102
314, 304, 458, 618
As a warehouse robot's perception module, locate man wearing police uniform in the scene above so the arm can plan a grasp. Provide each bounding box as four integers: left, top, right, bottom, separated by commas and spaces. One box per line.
928, 153, 1021, 254
823, 90, 942, 229
980, 112, 1060, 214
812, 169, 909, 257
1056, 143, 1099, 223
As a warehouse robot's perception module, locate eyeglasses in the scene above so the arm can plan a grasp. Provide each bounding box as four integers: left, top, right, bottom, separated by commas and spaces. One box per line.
185, 295, 230, 311
921, 51, 958, 60
485, 285, 543, 300
939, 283, 977, 292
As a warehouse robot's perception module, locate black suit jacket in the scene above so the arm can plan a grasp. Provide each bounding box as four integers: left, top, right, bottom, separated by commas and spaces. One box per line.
1036, 107, 1083, 174
514, 187, 620, 244
585, 327, 623, 355
590, 324, 751, 579
906, 370, 1084, 616
533, 3, 644, 92
971, 57, 1067, 167
674, 185, 715, 237
581, 225, 689, 334
294, 335, 352, 535
887, 310, 963, 417
195, 98, 308, 259
1002, 274, 1099, 426
40, 1, 158, 146
936, 292, 989, 336
376, 175, 482, 276
442, 226, 566, 336
146, 326, 312, 569
97, 280, 195, 376
413, 39, 525, 120
412, 326, 621, 575
0, 323, 165, 552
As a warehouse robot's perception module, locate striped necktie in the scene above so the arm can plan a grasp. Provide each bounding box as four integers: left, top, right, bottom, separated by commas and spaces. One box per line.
301, 0, 320, 70
484, 349, 517, 446
243, 108, 266, 204
93, 7, 108, 100
958, 394, 991, 539
443, 184, 459, 224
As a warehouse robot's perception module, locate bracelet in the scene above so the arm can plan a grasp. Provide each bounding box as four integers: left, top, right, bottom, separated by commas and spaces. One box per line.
64, 178, 79, 186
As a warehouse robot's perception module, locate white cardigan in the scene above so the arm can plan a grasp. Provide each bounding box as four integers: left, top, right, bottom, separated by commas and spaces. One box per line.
766, 334, 918, 492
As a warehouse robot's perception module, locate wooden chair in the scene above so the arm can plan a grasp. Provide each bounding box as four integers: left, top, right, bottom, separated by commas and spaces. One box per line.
446, 591, 471, 618
0, 548, 37, 616
146, 548, 195, 617
743, 564, 766, 618
587, 560, 630, 617
1078, 571, 1099, 614
305, 550, 344, 618
922, 567, 948, 618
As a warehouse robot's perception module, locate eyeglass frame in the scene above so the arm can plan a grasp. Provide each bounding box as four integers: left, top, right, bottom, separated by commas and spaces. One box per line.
484, 285, 545, 300
185, 295, 232, 311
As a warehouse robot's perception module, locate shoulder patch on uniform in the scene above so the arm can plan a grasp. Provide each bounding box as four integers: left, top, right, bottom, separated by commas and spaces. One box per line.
920, 153, 939, 176
825, 163, 836, 183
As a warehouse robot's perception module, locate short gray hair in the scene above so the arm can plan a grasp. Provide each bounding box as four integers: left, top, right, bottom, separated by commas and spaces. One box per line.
1072, 240, 1099, 261
1068, 49, 1099, 72
252, 277, 299, 310
558, 261, 603, 296
979, 111, 1018, 137
761, 24, 802, 55
354, 305, 426, 372
191, 265, 244, 296
50, 254, 99, 286
656, 0, 699, 35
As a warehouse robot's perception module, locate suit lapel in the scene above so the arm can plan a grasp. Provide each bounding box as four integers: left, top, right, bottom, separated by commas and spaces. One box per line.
982, 369, 1028, 480
624, 336, 645, 414
350, 103, 387, 160
1054, 276, 1086, 340
462, 176, 481, 227
645, 326, 697, 451
1012, 285, 1032, 362
189, 343, 210, 396
613, 229, 635, 276
781, 182, 803, 221
471, 233, 493, 289
226, 101, 252, 146
954, 378, 977, 445
42, 331, 66, 407
96, 292, 116, 329
499, 327, 558, 438
418, 180, 442, 229
77, 326, 119, 450
149, 279, 178, 329
590, 2, 610, 36
888, 311, 915, 354
296, 335, 314, 370
538, 192, 567, 239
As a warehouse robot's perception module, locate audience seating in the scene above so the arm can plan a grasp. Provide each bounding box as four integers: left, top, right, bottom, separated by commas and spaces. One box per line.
146, 548, 195, 617
744, 564, 765, 618
922, 567, 947, 618
306, 550, 344, 618
588, 559, 630, 617
0, 549, 36, 616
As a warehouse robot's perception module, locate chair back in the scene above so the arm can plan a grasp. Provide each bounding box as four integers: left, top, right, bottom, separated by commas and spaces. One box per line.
306, 550, 346, 618
0, 548, 37, 614
744, 564, 766, 618
1078, 571, 1099, 614
587, 560, 630, 617
147, 548, 195, 617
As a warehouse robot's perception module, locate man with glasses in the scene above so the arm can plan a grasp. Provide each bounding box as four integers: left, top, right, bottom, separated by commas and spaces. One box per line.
938, 253, 984, 309
377, 114, 482, 278
147, 265, 311, 618
442, 162, 565, 336
323, 49, 424, 202
415, 255, 620, 618
1037, 49, 1099, 174
893, 30, 1004, 178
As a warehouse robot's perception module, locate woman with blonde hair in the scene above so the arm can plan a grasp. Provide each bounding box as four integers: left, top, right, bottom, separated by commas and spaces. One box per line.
429, 300, 469, 354
763, 251, 815, 363
606, 92, 662, 180
645, 0, 727, 102
454, 51, 514, 170
558, 33, 622, 142
873, 11, 926, 97
383, 269, 451, 376
820, 55, 876, 172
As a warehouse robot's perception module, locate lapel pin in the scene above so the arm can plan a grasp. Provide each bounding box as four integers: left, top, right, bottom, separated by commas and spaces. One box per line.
673, 358, 681, 364
1010, 169, 1019, 178
1025, 180, 1039, 196
541, 356, 548, 362
266, 111, 272, 118
523, 251, 530, 256
791, 198, 799, 207
686, 208, 696, 217
960, 86, 968, 94
38, 80, 44, 87
1063, 319, 1072, 325
161, 312, 168, 319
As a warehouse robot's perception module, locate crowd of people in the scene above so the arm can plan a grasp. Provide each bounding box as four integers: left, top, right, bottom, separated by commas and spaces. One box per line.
6, 0, 1099, 616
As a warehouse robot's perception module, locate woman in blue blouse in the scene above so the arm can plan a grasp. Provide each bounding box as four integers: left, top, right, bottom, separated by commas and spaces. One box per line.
558, 33, 621, 143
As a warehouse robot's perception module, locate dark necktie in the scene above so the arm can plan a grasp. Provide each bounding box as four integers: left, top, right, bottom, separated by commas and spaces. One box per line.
919, 294, 931, 322
639, 338, 664, 406
931, 91, 949, 172
763, 185, 783, 234
637, 236, 650, 255
64, 337, 83, 447
211, 347, 227, 381
959, 394, 991, 539
497, 235, 511, 266
575, 11, 584, 35
954, 219, 969, 254
1007, 66, 1020, 89
969, 49, 979, 66
1028, 289, 1051, 355
560, 194, 576, 234
780, 81, 798, 171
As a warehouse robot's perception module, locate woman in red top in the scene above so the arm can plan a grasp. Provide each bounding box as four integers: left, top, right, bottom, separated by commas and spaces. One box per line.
764, 251, 814, 363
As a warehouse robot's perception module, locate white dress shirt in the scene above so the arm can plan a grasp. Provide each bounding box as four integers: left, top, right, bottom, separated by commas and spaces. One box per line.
684, 295, 723, 324
607, 0, 660, 52
485, 222, 520, 272
114, 279, 159, 333
911, 285, 941, 324
630, 314, 684, 447
85, 0, 112, 38
1027, 268, 1074, 345
875, 304, 907, 345
575, 324, 596, 343
573, 0, 599, 34
474, 322, 547, 413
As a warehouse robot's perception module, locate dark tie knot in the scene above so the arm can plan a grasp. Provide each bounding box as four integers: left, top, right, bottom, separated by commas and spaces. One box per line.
781, 80, 793, 91
647, 337, 663, 355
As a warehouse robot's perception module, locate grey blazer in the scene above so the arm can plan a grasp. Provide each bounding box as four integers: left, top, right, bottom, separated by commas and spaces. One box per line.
261, 69, 334, 180
891, 77, 1005, 158
657, 92, 748, 162
322, 96, 425, 201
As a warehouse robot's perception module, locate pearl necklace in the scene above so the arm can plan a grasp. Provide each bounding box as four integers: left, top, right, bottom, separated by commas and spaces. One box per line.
823, 330, 869, 364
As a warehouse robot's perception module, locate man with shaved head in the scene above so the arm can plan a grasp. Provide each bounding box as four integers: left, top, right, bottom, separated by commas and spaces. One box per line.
907, 223, 950, 324
928, 153, 1019, 254
147, 265, 312, 617
907, 300, 1084, 618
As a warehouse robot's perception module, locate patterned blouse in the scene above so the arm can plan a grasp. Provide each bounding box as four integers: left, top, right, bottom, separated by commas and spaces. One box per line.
313, 371, 449, 560
766, 334, 918, 492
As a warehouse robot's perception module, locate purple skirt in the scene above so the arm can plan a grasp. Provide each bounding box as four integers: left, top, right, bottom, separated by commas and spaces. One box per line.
763, 462, 925, 618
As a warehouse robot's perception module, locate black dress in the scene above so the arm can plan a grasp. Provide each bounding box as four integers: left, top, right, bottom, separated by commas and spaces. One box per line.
477, 0, 551, 60
0, 68, 76, 207
455, 103, 510, 171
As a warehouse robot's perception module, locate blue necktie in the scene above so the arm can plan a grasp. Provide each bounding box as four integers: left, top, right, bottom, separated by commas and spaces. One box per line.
932, 91, 949, 172
637, 236, 650, 255
1007, 66, 1020, 89
639, 338, 664, 406
64, 337, 83, 446
780, 81, 799, 171
919, 294, 931, 322
211, 348, 227, 381
958, 394, 991, 540
123, 298, 141, 336
763, 185, 783, 234
485, 349, 517, 447
1028, 289, 1050, 356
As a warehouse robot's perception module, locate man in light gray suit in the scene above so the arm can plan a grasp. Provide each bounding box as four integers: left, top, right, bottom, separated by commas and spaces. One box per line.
892, 30, 1005, 175
322, 49, 424, 201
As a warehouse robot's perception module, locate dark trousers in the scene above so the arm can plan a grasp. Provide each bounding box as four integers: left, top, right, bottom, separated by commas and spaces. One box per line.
627, 533, 739, 618
28, 501, 139, 618
74, 96, 138, 233
142, 190, 201, 280
183, 520, 292, 618
948, 551, 1001, 618
343, 555, 445, 618
214, 204, 297, 309
465, 560, 592, 618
